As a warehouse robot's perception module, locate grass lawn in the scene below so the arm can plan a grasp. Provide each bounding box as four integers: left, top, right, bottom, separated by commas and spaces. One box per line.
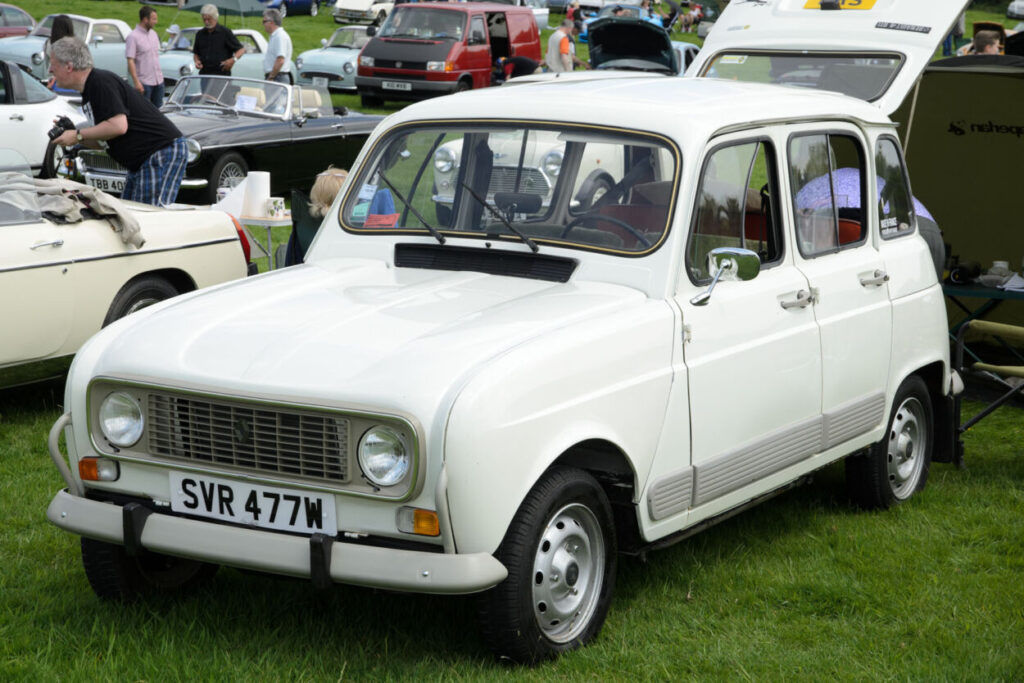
1, 382, 1022, 678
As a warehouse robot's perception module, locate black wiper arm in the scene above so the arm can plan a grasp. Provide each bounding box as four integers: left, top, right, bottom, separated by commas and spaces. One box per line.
458, 181, 538, 253
376, 171, 446, 245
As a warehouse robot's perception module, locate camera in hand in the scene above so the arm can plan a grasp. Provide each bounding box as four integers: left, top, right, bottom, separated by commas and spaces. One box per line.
47, 115, 76, 141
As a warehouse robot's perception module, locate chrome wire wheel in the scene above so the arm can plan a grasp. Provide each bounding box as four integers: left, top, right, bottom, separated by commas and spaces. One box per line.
886, 396, 928, 500
531, 502, 605, 644
218, 161, 246, 188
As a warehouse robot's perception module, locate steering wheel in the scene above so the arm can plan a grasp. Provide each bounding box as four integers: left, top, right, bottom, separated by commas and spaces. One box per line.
561, 212, 652, 248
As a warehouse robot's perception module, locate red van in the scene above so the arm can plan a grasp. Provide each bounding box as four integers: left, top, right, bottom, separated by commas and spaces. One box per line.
355, 2, 541, 107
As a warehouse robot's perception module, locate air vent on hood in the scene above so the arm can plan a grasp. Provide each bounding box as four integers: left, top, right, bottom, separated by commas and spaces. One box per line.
394, 244, 578, 283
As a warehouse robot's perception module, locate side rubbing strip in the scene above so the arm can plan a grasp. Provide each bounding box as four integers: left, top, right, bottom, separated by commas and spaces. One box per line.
693, 416, 823, 507
822, 393, 885, 449
647, 468, 694, 521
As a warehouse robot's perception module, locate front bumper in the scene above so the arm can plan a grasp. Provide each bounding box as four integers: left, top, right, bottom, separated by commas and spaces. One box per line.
355, 75, 460, 101
333, 8, 377, 23
296, 69, 357, 91
47, 490, 507, 594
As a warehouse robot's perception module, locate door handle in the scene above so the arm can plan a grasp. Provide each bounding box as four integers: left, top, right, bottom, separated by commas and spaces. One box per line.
859, 269, 890, 287
779, 289, 814, 310
31, 239, 64, 249
9, 114, 24, 121
331, 123, 345, 130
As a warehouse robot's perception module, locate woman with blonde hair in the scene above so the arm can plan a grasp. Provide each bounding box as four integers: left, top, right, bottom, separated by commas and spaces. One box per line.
282, 165, 348, 266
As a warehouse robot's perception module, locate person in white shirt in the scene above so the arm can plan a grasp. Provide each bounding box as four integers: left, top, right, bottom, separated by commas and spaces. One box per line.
261, 9, 293, 84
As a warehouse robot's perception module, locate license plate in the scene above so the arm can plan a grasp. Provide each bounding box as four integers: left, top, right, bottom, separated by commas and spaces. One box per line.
382, 80, 412, 91
84, 173, 125, 194
312, 76, 329, 88
169, 472, 338, 536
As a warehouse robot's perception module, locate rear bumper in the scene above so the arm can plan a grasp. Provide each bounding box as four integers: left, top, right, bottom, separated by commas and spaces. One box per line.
47, 489, 508, 594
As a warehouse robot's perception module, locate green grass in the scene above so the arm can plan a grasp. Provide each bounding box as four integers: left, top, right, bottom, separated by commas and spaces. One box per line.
2, 378, 1023, 678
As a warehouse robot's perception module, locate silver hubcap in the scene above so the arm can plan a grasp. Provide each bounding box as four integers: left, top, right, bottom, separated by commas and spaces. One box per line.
887, 396, 927, 499
217, 162, 246, 188
531, 503, 604, 643
125, 296, 161, 315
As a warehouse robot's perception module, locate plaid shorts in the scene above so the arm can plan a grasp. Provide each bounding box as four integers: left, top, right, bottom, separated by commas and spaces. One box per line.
121, 137, 188, 207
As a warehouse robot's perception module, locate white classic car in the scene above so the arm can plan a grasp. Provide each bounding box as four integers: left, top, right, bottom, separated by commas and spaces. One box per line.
0, 59, 86, 177
333, 0, 392, 25
294, 25, 371, 92
46, 0, 966, 665
0, 149, 252, 389
0, 14, 132, 82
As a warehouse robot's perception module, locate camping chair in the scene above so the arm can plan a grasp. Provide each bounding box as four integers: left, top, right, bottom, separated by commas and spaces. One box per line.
953, 319, 1024, 466
280, 189, 321, 267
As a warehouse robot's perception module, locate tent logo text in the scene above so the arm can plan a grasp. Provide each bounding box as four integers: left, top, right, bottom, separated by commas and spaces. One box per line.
948, 119, 1024, 138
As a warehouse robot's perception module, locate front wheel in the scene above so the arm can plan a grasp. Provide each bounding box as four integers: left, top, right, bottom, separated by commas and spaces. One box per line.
81, 536, 218, 602
477, 467, 617, 664
846, 375, 933, 509
208, 152, 248, 204
40, 140, 65, 179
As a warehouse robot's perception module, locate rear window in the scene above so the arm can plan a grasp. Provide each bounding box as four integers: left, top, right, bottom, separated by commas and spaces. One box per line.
701, 51, 903, 102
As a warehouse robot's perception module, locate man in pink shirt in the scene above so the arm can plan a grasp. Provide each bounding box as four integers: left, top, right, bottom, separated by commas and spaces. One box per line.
126, 5, 165, 107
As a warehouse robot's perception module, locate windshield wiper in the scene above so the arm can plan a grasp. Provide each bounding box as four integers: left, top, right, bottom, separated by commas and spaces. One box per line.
376, 171, 446, 245
459, 181, 538, 253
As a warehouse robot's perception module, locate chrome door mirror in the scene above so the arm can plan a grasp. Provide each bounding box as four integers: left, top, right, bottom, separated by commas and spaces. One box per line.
689, 247, 760, 306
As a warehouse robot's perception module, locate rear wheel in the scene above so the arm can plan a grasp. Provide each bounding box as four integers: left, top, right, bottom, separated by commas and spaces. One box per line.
103, 276, 179, 326
477, 467, 617, 663
82, 536, 218, 602
846, 375, 933, 509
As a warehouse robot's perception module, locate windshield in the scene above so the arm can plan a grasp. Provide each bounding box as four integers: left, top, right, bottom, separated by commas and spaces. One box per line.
32, 15, 88, 39
328, 27, 370, 49
16, 66, 57, 103
167, 76, 294, 117
163, 28, 196, 51
378, 8, 466, 41
341, 123, 679, 255
701, 52, 903, 102
0, 149, 41, 226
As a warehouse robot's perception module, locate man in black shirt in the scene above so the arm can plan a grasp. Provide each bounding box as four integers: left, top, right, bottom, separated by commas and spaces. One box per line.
192, 4, 245, 76
50, 37, 188, 207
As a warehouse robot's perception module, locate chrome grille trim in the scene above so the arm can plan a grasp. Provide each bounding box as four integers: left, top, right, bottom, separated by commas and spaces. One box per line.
489, 167, 549, 196
147, 392, 350, 484
80, 151, 127, 174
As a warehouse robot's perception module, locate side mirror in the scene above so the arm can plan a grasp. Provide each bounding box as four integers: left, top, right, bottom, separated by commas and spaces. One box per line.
321, 38, 328, 47
689, 247, 760, 306
91, 35, 104, 45
366, 25, 377, 37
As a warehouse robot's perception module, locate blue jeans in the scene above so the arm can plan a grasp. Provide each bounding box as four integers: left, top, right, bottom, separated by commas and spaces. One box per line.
143, 83, 165, 108
121, 137, 188, 207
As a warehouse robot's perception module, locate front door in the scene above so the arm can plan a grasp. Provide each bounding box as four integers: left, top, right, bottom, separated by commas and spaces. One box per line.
677, 133, 822, 512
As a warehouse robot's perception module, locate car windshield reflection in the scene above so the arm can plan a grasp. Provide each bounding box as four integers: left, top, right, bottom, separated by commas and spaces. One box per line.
378, 7, 466, 41
166, 76, 293, 118
328, 27, 370, 49
341, 123, 679, 255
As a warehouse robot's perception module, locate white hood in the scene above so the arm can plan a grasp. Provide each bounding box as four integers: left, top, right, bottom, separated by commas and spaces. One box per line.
686, 0, 969, 115
89, 259, 645, 415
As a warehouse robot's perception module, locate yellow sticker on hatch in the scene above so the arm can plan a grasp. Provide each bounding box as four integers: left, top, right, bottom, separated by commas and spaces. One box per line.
804, 0, 876, 8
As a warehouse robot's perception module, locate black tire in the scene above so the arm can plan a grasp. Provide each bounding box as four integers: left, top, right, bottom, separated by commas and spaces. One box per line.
572, 171, 614, 212
360, 93, 384, 108
846, 375, 933, 510
40, 140, 64, 179
102, 275, 179, 327
82, 536, 218, 602
207, 152, 248, 204
477, 467, 617, 664
455, 79, 471, 94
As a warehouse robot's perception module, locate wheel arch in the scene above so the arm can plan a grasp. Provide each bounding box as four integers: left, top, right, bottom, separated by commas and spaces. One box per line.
123, 268, 197, 296
910, 359, 955, 464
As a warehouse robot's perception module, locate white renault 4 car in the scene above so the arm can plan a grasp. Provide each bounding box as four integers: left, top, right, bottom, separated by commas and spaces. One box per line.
46, 0, 967, 664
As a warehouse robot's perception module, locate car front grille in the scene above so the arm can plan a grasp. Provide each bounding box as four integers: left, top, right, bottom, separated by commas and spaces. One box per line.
489, 167, 549, 196
147, 392, 350, 483
80, 151, 126, 174
301, 71, 340, 80
375, 61, 428, 71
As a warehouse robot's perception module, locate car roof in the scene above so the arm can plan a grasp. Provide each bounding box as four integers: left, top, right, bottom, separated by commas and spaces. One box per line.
394, 2, 534, 11
386, 76, 892, 145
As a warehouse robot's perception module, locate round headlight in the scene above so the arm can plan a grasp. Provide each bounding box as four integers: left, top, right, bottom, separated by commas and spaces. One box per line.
185, 138, 202, 163
98, 392, 144, 448
295, 57, 304, 69
357, 426, 410, 487
32, 51, 44, 65
343, 62, 355, 74
179, 63, 193, 77
434, 146, 456, 173
542, 148, 563, 178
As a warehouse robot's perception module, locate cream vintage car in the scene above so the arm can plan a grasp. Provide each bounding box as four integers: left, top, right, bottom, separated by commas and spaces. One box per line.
0, 150, 251, 389
46, 0, 966, 665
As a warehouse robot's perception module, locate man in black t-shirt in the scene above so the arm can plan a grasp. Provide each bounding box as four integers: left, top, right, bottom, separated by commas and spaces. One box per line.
50, 37, 188, 207
192, 4, 245, 76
